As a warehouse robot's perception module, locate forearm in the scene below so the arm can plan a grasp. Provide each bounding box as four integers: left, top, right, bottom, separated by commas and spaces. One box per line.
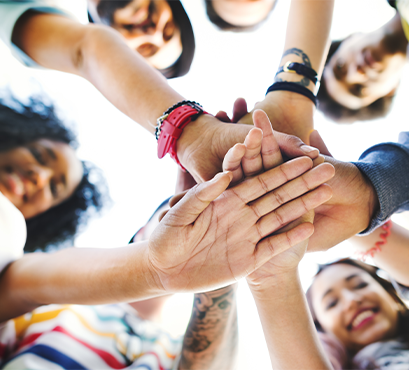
0, 242, 162, 322
179, 285, 238, 370
352, 222, 409, 286
12, 12, 184, 133
250, 271, 333, 370
280, 0, 334, 85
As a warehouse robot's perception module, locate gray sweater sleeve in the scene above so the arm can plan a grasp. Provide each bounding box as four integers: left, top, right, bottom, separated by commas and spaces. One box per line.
352, 132, 409, 234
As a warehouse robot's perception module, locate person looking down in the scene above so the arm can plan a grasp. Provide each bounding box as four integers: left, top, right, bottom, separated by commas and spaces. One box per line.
318, 7, 408, 122
0, 94, 105, 253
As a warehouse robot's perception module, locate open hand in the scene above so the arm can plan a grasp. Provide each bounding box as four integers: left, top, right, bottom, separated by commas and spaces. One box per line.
148, 155, 333, 295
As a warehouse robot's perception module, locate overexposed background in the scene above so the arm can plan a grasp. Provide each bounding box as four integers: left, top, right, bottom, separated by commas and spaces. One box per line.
1, 0, 408, 368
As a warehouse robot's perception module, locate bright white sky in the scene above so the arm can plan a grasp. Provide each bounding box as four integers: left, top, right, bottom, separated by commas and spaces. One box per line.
0, 0, 408, 368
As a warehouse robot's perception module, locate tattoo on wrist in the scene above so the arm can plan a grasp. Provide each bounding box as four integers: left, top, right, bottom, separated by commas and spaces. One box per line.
278, 48, 312, 87
180, 286, 238, 368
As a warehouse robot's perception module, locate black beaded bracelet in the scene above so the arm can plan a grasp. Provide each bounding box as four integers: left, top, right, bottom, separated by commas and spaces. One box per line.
266, 82, 317, 106
275, 61, 318, 85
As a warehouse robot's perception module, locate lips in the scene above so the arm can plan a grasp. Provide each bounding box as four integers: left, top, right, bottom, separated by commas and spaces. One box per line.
347, 307, 379, 331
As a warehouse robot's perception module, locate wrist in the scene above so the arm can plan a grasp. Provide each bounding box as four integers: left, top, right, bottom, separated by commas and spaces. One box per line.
248, 268, 299, 298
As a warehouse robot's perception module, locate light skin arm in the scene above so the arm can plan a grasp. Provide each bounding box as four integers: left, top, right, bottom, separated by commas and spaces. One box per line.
223, 114, 334, 369
0, 134, 334, 322
250, 267, 334, 370
351, 222, 409, 286
179, 285, 238, 370
12, 11, 325, 182
238, 0, 334, 143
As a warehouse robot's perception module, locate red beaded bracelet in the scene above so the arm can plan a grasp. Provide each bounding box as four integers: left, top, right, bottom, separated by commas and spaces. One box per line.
356, 220, 392, 262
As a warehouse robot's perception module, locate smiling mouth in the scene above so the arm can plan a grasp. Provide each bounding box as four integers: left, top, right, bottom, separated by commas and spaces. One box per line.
348, 308, 379, 331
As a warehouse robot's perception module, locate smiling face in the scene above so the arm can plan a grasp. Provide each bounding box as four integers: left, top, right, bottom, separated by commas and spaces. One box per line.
323, 30, 406, 110
211, 0, 276, 27
311, 264, 400, 353
0, 139, 83, 219
93, 0, 182, 70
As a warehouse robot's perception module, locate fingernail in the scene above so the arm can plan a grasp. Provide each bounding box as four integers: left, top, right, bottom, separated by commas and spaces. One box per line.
301, 145, 318, 154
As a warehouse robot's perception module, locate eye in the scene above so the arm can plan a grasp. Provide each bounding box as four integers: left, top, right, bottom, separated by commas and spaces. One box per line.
29, 147, 46, 165
326, 299, 338, 310
336, 58, 346, 71
354, 282, 368, 290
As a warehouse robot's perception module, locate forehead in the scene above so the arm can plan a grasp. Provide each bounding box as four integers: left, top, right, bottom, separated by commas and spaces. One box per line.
312, 264, 370, 299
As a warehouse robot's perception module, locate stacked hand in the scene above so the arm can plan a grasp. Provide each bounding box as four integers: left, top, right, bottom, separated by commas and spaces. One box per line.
177, 102, 320, 183
147, 111, 334, 295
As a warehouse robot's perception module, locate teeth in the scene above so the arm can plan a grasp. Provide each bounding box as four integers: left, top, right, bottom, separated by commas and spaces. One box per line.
9, 172, 24, 195
352, 310, 373, 328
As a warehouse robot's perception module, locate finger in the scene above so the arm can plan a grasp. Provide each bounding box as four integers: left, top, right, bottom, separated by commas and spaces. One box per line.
242, 127, 264, 177
256, 184, 333, 238
250, 163, 335, 217
252, 109, 283, 170
215, 110, 231, 123
312, 154, 325, 168
309, 130, 333, 157
158, 209, 169, 222
175, 169, 197, 193
233, 156, 313, 204
254, 222, 315, 269
223, 143, 246, 184
274, 131, 320, 160
169, 190, 189, 208
231, 97, 248, 123
167, 171, 233, 225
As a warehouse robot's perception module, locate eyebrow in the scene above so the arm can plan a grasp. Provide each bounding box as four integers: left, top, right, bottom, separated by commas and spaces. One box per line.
46, 147, 57, 160
321, 274, 360, 301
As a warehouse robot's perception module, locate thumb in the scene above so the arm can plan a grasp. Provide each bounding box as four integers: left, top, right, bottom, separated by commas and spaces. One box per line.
309, 130, 333, 157
168, 171, 233, 225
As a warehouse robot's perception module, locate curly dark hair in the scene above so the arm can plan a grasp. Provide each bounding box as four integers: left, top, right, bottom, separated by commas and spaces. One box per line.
317, 40, 395, 123
306, 258, 409, 367
204, 0, 276, 32
0, 95, 109, 253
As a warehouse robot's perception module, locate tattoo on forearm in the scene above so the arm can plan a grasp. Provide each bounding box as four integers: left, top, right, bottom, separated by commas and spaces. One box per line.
277, 48, 312, 87
180, 286, 238, 369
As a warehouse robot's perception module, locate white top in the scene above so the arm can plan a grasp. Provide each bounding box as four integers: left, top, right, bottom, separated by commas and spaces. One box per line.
0, 191, 26, 273
0, 0, 88, 67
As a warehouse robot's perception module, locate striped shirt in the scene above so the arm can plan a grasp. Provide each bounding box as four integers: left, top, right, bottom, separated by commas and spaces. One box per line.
0, 304, 182, 369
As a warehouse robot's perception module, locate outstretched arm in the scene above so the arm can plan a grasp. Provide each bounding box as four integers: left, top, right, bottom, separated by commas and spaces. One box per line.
238, 0, 334, 143
0, 130, 334, 322
222, 112, 334, 369
352, 222, 409, 286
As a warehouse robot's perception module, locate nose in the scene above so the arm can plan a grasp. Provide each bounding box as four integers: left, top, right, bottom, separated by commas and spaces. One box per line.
147, 4, 172, 45
345, 62, 367, 84
341, 289, 363, 311
28, 165, 53, 190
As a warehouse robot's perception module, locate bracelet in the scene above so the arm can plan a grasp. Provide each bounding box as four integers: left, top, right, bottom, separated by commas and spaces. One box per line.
266, 82, 317, 106
275, 61, 318, 85
356, 220, 392, 262
156, 100, 206, 171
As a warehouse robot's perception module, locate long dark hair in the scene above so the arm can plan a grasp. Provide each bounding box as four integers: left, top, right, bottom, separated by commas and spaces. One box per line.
0, 95, 109, 252
317, 40, 395, 123
306, 259, 409, 368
